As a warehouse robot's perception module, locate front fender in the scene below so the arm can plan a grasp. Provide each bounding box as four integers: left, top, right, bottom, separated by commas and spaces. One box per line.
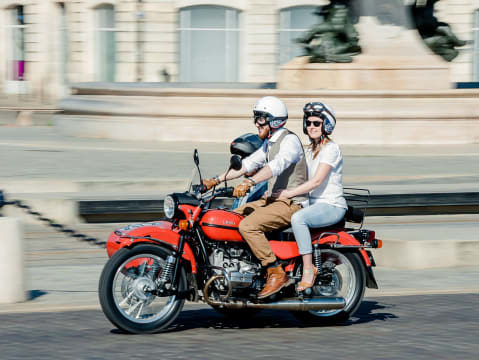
106, 221, 197, 273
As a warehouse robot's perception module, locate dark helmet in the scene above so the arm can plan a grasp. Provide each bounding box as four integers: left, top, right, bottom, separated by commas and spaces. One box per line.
302, 102, 337, 135
230, 133, 264, 159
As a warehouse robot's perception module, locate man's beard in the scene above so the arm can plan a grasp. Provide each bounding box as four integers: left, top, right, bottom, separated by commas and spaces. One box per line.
258, 126, 270, 140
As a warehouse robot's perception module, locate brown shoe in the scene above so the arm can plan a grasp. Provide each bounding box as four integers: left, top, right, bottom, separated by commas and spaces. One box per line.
257, 265, 291, 299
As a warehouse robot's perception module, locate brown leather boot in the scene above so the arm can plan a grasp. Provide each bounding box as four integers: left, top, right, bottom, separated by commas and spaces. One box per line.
257, 265, 291, 299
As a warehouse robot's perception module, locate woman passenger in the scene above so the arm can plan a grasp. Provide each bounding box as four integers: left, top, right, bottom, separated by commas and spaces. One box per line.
272, 102, 347, 291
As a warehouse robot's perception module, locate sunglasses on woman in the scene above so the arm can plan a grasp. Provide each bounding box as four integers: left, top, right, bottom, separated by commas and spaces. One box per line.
305, 120, 323, 127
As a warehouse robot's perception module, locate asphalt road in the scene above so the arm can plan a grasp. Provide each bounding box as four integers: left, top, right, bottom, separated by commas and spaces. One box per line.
1, 294, 478, 360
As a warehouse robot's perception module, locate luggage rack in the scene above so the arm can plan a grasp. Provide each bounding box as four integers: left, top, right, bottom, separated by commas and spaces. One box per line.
316, 187, 377, 249
343, 187, 370, 231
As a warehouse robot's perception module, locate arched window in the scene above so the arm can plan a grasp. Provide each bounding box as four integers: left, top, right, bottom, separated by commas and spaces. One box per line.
279, 6, 319, 65
95, 4, 116, 81
474, 9, 479, 81
179, 5, 240, 82
6, 5, 25, 82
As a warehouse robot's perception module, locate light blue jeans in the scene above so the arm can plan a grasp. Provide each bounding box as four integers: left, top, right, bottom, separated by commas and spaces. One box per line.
291, 202, 347, 255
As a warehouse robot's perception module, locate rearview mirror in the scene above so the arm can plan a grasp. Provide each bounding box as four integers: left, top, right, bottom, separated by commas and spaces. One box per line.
193, 149, 199, 166
230, 155, 242, 171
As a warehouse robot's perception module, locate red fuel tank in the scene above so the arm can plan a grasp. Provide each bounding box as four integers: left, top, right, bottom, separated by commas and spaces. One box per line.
200, 209, 244, 242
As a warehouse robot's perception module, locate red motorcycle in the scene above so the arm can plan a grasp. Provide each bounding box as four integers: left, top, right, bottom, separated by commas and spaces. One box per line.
99, 150, 382, 334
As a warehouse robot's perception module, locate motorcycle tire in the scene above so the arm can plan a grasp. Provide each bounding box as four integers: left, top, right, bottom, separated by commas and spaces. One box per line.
99, 244, 187, 334
291, 250, 366, 325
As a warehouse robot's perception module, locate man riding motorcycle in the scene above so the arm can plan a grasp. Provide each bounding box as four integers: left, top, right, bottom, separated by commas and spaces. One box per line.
203, 96, 307, 299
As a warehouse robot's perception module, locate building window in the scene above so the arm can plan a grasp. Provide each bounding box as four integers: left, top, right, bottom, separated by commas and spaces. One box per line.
58, 2, 69, 86
474, 9, 479, 81
6, 5, 26, 81
179, 5, 240, 82
95, 4, 116, 82
279, 6, 319, 65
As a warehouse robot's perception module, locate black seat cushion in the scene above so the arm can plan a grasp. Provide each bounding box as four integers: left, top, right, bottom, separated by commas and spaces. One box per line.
345, 205, 364, 223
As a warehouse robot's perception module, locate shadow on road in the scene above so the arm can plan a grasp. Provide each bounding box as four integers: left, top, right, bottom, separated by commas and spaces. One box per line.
110, 300, 398, 335
346, 300, 398, 325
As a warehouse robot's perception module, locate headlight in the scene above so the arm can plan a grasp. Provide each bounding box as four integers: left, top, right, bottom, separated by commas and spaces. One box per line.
163, 195, 176, 219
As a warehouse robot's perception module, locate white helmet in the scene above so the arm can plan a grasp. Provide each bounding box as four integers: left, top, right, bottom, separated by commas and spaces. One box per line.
253, 96, 288, 129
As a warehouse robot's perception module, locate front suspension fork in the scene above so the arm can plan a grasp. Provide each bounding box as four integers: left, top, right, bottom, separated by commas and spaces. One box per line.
164, 233, 186, 292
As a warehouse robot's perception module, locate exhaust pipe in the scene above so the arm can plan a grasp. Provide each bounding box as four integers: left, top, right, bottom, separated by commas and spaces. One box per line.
204, 275, 345, 311
219, 297, 345, 311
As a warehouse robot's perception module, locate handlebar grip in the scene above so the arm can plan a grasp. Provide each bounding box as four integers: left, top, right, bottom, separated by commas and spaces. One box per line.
224, 187, 235, 197
192, 184, 208, 193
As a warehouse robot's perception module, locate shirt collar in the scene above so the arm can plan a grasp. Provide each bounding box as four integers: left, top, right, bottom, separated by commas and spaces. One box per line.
267, 128, 286, 144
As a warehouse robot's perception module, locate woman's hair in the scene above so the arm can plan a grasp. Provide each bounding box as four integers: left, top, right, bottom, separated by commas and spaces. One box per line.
309, 135, 331, 159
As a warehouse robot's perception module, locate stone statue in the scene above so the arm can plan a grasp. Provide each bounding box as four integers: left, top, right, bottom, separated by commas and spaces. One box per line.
410, 0, 467, 61
296, 0, 361, 63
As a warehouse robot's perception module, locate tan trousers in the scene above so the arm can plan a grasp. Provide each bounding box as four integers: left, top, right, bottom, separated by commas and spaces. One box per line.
234, 197, 302, 267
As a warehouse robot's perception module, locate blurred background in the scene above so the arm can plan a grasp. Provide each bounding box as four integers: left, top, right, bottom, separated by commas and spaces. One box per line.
0, 0, 477, 103
0, 0, 478, 145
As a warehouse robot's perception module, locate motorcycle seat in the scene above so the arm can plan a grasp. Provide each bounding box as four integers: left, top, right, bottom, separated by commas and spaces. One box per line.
265, 205, 363, 242
266, 218, 346, 242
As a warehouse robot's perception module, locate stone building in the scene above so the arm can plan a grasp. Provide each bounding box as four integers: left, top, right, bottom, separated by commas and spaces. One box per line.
0, 0, 478, 102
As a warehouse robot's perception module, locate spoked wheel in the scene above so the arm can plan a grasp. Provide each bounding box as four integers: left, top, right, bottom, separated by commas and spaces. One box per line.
292, 249, 366, 325
99, 244, 187, 334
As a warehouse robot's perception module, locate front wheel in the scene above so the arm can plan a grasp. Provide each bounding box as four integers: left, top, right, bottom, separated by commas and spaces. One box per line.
99, 244, 187, 334
292, 250, 366, 325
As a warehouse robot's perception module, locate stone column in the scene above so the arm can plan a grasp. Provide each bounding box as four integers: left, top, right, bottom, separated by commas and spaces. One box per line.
0, 217, 27, 303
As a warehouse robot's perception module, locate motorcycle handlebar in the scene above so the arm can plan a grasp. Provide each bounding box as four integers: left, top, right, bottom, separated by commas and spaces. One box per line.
192, 184, 208, 193
192, 184, 235, 197
222, 187, 235, 197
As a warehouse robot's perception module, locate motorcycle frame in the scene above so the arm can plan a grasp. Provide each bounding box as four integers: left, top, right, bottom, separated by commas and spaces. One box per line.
109, 193, 379, 296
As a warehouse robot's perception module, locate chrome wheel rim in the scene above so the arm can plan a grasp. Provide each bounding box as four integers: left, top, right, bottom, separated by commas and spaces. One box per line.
113, 254, 178, 324
303, 249, 357, 317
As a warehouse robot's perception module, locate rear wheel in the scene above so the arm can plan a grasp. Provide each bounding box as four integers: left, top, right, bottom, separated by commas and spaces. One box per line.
99, 244, 187, 334
292, 249, 366, 325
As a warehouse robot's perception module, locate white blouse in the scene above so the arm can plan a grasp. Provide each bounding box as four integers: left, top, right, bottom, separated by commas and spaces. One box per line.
305, 141, 347, 209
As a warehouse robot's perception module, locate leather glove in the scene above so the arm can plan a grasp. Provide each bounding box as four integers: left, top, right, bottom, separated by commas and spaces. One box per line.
233, 180, 253, 198
202, 176, 220, 190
